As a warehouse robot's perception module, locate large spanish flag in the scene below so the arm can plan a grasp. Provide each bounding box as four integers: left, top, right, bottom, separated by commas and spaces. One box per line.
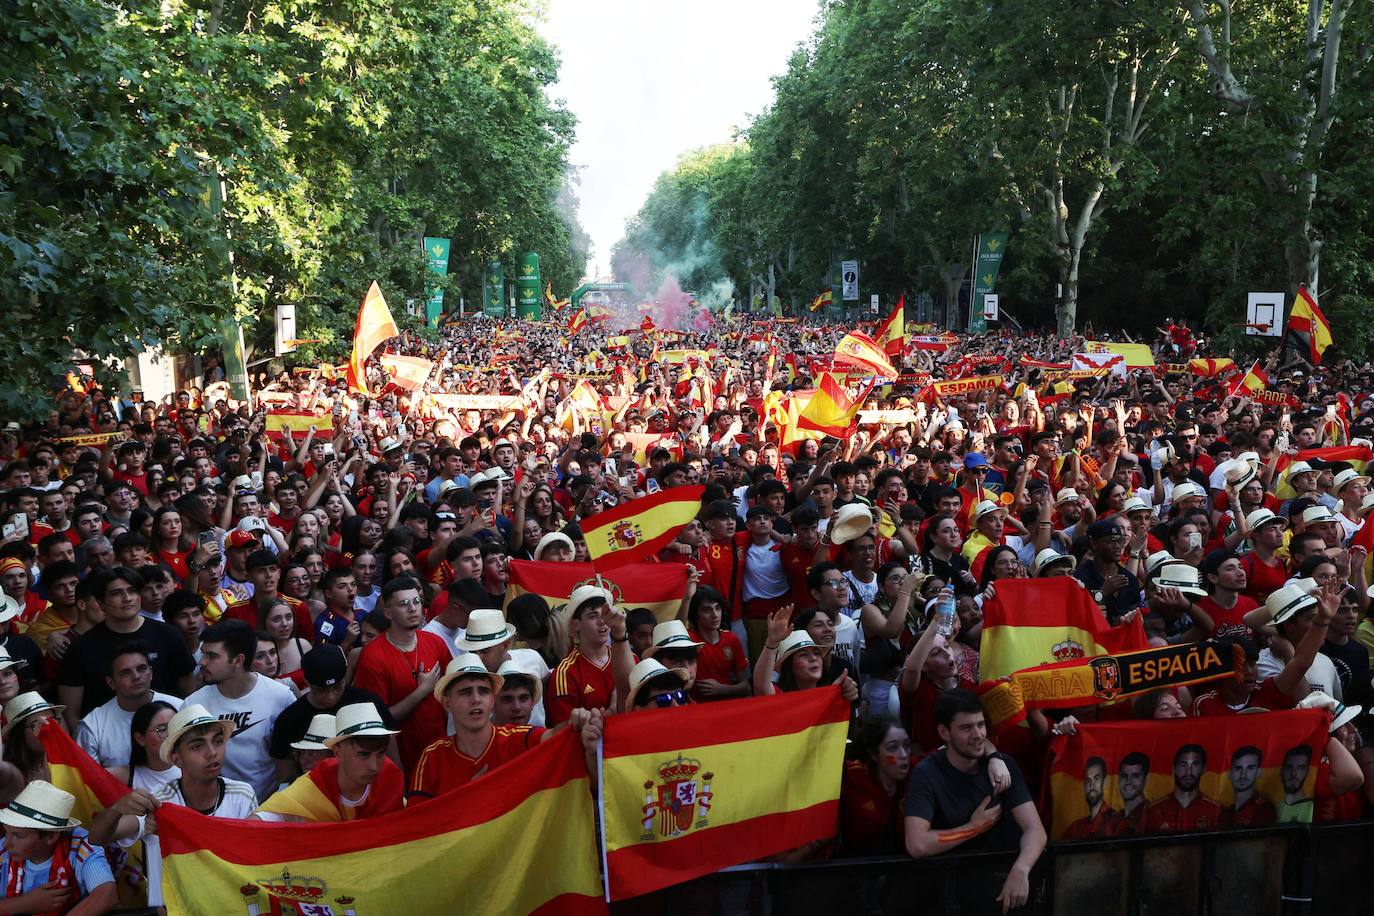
264, 409, 319, 443
255, 757, 405, 822
601, 687, 849, 900
834, 331, 898, 379
379, 353, 435, 392
506, 559, 689, 622
1272, 444, 1373, 498
874, 296, 906, 357
347, 282, 400, 396
1045, 709, 1327, 841
157, 728, 605, 914
797, 372, 868, 437
978, 578, 1148, 683
1287, 285, 1333, 364
581, 485, 705, 571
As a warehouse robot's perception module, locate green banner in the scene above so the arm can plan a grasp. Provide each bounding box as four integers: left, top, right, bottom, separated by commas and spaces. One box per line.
515, 252, 541, 318
484, 259, 505, 318
969, 232, 1009, 334
422, 237, 450, 327
219, 315, 250, 403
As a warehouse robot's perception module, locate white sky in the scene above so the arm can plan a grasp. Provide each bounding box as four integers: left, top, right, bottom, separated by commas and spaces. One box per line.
539, 0, 820, 279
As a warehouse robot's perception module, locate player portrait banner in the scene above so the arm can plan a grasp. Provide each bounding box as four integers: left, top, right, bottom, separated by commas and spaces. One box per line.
506, 559, 689, 623
579, 485, 705, 570
978, 578, 1149, 684
157, 729, 605, 915
979, 640, 1242, 732
1046, 709, 1329, 842
600, 688, 849, 900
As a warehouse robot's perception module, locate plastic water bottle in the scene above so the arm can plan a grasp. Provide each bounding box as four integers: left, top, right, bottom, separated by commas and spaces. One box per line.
934, 586, 956, 637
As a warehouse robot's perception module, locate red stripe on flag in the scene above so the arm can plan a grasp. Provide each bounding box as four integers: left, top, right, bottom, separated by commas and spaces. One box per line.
606, 802, 838, 900
601, 688, 849, 759
529, 893, 610, 915
158, 728, 587, 861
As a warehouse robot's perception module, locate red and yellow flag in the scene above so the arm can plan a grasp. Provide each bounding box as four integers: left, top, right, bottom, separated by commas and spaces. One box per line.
601, 688, 849, 900
1288, 285, 1333, 364
978, 578, 1148, 683
567, 307, 589, 333
506, 559, 689, 622
264, 410, 320, 443
255, 757, 406, 822
797, 372, 868, 437
580, 485, 705, 571
874, 295, 906, 357
1046, 709, 1328, 841
158, 729, 605, 914
379, 353, 434, 392
1272, 444, 1373, 498
1187, 357, 1236, 378
809, 289, 832, 312
1227, 360, 1269, 397
833, 331, 898, 379
347, 282, 400, 396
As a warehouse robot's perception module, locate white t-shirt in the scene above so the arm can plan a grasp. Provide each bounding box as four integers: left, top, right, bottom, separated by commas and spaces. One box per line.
422, 618, 465, 660
1256, 648, 1342, 701
185, 675, 295, 801
354, 587, 380, 615
743, 542, 790, 602
131, 764, 180, 795
76, 692, 182, 768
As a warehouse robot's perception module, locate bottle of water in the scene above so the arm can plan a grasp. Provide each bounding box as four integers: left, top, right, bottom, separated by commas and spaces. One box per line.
934, 586, 956, 637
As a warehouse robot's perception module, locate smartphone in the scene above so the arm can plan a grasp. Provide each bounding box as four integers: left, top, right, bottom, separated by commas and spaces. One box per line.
197, 530, 218, 550
2, 514, 27, 541
352, 435, 366, 451
603, 458, 617, 476
646, 477, 661, 494
397, 423, 407, 437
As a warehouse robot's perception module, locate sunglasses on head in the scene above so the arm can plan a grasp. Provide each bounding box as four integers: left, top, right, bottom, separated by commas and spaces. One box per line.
651, 689, 688, 708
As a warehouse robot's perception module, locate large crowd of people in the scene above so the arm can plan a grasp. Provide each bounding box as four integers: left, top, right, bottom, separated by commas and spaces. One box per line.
0, 311, 1371, 912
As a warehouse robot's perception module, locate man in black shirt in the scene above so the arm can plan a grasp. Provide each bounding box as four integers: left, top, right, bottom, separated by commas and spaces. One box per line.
905, 690, 1046, 913
269, 645, 397, 780
57, 566, 196, 726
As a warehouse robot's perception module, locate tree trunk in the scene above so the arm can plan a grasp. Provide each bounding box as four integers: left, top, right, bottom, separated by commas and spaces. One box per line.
1057, 244, 1082, 338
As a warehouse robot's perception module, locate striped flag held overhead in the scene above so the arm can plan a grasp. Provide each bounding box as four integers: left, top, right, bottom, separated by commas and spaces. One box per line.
579, 485, 705, 571
600, 688, 849, 900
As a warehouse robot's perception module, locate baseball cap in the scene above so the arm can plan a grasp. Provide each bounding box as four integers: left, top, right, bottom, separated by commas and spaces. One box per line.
226, 529, 259, 549
302, 646, 349, 688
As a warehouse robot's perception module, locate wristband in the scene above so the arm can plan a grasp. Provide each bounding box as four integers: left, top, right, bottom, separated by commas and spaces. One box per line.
611, 633, 629, 643
764, 642, 780, 651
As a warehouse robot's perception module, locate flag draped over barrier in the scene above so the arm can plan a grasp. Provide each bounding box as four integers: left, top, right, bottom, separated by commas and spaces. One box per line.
1046, 709, 1329, 841
600, 688, 849, 900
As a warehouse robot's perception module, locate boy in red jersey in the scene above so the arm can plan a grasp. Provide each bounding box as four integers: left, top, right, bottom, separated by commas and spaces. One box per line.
546, 586, 617, 725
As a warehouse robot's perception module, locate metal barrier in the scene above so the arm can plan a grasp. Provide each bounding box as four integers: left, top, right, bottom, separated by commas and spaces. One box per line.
608, 820, 1374, 915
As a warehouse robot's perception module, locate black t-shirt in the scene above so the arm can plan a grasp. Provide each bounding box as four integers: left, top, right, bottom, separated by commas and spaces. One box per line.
58, 620, 195, 715
904, 751, 1033, 853
1322, 638, 1374, 708
268, 685, 397, 760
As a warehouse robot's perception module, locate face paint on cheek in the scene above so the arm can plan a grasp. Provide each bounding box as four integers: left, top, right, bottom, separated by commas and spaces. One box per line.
882, 753, 902, 766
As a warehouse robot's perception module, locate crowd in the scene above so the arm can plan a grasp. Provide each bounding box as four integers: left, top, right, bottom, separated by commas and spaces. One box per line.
0, 310, 1371, 913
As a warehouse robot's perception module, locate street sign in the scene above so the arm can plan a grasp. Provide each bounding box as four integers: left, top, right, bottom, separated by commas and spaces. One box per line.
870, 293, 880, 314
1246, 292, 1284, 337
841, 260, 859, 301
274, 303, 297, 356
983, 294, 999, 322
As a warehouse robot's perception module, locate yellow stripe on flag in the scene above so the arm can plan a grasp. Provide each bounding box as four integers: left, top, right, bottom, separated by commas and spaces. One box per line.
581, 485, 705, 569
1084, 341, 1155, 367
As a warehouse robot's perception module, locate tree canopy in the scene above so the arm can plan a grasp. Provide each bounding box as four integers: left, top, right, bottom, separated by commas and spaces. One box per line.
613, 0, 1374, 348
1, 0, 587, 416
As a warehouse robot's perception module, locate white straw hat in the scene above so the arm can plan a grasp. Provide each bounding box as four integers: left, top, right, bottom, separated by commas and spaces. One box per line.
290, 714, 337, 752
534, 532, 575, 560
625, 658, 688, 710
774, 630, 828, 670
1033, 549, 1076, 576
1, 692, 63, 739
0, 780, 80, 831
642, 620, 704, 657
829, 503, 875, 545
325, 702, 401, 746
496, 659, 543, 705
160, 703, 233, 763
1266, 580, 1321, 625
1151, 563, 1208, 598
432, 654, 504, 703
456, 609, 518, 652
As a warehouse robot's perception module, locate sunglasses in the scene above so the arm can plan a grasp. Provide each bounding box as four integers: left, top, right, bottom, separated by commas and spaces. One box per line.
651, 690, 689, 708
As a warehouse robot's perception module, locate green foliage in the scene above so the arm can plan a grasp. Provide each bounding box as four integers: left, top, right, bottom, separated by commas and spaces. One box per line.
1, 0, 586, 418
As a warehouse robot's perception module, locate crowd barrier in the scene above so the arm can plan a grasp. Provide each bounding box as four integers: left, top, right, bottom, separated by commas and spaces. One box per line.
608, 820, 1374, 915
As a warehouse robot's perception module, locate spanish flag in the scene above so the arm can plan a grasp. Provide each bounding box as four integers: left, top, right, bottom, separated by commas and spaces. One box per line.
797, 372, 869, 437
1287, 285, 1333, 364
978, 578, 1147, 684
875, 295, 906, 357
255, 757, 406, 822
1226, 360, 1269, 397
1083, 340, 1155, 368
347, 282, 399, 396
580, 485, 705, 571
834, 331, 898, 379
1272, 444, 1374, 498
506, 559, 689, 623
1186, 357, 1236, 378
601, 687, 848, 900
567, 306, 589, 334
1046, 710, 1327, 841
264, 409, 319, 443
379, 353, 435, 392
809, 289, 832, 312
157, 729, 606, 914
